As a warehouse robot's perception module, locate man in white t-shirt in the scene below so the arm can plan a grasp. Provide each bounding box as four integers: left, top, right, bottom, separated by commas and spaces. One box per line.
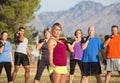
12, 27, 34, 83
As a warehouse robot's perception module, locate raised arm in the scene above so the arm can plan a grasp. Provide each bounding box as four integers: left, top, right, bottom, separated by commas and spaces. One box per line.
103, 38, 111, 47
0, 41, 5, 54
36, 40, 45, 50
0, 46, 4, 54
82, 39, 89, 50
66, 43, 74, 53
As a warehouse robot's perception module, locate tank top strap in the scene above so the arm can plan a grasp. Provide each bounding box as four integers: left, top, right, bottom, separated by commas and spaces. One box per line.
50, 37, 65, 45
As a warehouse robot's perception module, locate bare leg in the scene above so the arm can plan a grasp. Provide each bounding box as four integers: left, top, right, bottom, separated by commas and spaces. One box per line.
80, 76, 88, 83
69, 74, 74, 83
105, 71, 112, 83
34, 80, 39, 83
60, 74, 67, 83
12, 66, 20, 83
95, 75, 102, 83
23, 65, 30, 83
8, 82, 13, 83
52, 71, 61, 83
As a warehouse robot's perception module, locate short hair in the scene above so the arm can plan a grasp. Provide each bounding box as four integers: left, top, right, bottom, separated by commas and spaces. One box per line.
43, 28, 50, 36
74, 29, 83, 37
1, 31, 8, 36
52, 23, 62, 32
88, 26, 95, 32
0, 31, 8, 39
111, 25, 119, 30
19, 27, 25, 31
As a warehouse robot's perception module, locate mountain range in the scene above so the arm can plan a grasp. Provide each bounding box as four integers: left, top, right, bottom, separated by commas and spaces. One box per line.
28, 1, 120, 36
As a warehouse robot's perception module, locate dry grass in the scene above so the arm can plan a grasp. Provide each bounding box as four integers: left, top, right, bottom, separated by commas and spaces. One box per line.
0, 63, 120, 83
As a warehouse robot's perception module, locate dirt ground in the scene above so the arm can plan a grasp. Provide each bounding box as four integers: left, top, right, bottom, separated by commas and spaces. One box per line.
0, 62, 120, 83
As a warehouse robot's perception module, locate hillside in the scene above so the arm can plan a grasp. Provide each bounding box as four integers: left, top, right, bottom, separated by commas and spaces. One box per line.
28, 1, 120, 35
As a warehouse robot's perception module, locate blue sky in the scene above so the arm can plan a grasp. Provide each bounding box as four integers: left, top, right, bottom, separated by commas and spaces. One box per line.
35, 0, 120, 15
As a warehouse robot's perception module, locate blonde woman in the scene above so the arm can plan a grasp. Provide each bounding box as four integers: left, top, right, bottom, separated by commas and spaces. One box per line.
48, 23, 74, 83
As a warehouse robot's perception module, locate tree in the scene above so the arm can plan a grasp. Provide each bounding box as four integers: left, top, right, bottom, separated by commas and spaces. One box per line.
0, 0, 41, 43
119, 31, 120, 34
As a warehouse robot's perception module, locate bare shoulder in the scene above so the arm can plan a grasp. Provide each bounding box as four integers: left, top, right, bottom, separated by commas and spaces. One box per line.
48, 38, 56, 43
48, 38, 57, 47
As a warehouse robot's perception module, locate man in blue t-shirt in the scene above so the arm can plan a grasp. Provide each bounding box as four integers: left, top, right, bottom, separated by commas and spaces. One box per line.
80, 26, 105, 83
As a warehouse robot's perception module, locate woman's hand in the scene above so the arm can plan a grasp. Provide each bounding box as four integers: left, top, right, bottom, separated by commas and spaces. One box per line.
11, 61, 14, 68
50, 63, 56, 70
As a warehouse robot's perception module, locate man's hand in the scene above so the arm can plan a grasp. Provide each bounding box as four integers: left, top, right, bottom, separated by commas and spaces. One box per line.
30, 57, 35, 64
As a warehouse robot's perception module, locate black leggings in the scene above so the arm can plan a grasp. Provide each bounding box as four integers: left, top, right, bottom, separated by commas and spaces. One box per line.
69, 59, 82, 74
34, 59, 52, 81
0, 62, 12, 82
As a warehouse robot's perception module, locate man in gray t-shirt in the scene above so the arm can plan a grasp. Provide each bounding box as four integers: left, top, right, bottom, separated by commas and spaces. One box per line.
12, 27, 33, 83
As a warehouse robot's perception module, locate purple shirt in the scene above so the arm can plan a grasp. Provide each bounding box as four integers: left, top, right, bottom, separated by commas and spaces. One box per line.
70, 41, 83, 60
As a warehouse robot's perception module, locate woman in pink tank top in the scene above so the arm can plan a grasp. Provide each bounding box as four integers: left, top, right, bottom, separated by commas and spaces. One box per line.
48, 23, 74, 83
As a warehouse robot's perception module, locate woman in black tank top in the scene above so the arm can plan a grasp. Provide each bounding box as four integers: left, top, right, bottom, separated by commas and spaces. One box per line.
34, 28, 52, 83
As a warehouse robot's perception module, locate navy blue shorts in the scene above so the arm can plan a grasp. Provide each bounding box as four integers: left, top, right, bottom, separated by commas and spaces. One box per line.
81, 62, 101, 76
14, 52, 30, 66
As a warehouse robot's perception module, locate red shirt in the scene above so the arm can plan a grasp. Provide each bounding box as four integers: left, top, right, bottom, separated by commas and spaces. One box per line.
53, 42, 67, 66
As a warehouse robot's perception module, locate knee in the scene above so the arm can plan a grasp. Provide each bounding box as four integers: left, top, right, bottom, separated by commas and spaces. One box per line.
25, 68, 30, 73
14, 68, 19, 73
95, 75, 101, 80
106, 71, 112, 75
81, 76, 87, 79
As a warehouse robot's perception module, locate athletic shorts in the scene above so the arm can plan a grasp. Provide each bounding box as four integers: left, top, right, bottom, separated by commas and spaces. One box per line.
48, 66, 67, 75
81, 62, 101, 76
106, 58, 120, 71
14, 52, 30, 66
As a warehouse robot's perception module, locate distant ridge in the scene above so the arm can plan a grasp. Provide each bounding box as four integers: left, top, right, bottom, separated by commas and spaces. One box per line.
28, 1, 120, 35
